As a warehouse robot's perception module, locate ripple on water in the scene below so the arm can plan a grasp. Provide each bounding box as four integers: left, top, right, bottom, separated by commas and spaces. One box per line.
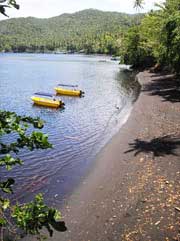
0, 53, 140, 205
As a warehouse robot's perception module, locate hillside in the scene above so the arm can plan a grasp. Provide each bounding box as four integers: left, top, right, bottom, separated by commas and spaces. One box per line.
0, 9, 142, 54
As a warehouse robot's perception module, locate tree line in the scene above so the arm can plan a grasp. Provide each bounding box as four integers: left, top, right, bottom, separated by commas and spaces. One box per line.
120, 0, 180, 73
0, 0, 179, 240
0, 9, 142, 54
0, 1, 67, 240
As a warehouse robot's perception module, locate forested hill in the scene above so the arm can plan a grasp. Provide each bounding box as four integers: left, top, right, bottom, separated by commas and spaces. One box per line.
0, 9, 142, 54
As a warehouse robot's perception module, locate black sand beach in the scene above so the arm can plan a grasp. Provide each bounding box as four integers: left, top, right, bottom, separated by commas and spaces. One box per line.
22, 70, 180, 241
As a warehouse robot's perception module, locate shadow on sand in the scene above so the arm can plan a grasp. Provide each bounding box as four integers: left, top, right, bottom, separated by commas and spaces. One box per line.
125, 135, 180, 157
143, 74, 180, 103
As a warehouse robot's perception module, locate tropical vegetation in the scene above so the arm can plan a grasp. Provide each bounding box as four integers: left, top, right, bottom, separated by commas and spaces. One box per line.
120, 0, 180, 73
0, 111, 66, 240
0, 3, 67, 240
0, 9, 142, 54
0, 0, 179, 239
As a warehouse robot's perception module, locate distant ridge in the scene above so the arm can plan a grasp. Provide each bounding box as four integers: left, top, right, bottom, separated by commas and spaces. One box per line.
0, 9, 143, 54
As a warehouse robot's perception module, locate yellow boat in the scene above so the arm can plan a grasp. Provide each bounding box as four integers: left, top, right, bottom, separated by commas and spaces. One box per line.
54, 84, 84, 97
31, 92, 64, 108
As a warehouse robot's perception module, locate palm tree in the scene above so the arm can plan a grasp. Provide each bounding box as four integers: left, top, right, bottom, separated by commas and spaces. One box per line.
134, 0, 145, 10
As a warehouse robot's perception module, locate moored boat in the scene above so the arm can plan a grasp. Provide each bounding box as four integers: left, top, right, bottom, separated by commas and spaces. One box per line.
54, 84, 84, 97
31, 92, 64, 108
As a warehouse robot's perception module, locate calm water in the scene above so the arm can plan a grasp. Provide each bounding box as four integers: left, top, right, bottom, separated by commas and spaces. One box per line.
0, 53, 139, 205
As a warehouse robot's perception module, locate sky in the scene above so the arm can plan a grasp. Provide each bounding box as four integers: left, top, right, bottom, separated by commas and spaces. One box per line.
0, 0, 164, 20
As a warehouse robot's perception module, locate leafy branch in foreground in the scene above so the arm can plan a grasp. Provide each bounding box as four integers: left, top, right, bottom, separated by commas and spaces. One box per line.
0, 110, 66, 240
0, 0, 19, 17
13, 194, 63, 237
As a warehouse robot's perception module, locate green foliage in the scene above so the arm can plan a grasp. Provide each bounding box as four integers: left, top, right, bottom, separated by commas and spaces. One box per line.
0, 110, 44, 135
13, 194, 61, 236
0, 155, 22, 171
0, 110, 66, 240
0, 9, 143, 55
120, 0, 180, 73
0, 178, 15, 194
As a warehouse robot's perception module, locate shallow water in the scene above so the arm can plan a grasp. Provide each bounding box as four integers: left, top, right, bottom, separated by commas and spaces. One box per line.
0, 53, 139, 205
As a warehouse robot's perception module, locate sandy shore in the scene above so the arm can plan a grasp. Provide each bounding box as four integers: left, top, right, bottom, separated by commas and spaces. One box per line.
23, 71, 180, 241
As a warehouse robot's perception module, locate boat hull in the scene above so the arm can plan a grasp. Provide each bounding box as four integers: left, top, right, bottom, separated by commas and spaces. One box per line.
31, 96, 62, 108
54, 87, 82, 96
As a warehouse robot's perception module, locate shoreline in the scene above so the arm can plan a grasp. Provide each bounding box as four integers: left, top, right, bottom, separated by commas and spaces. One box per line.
23, 70, 180, 241
0, 52, 114, 57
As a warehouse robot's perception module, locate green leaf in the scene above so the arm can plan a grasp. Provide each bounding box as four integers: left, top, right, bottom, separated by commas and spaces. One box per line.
54, 210, 61, 221
0, 110, 64, 238
0, 217, 6, 226
0, 154, 23, 170
2, 199, 10, 210
0, 178, 15, 193
13, 194, 64, 237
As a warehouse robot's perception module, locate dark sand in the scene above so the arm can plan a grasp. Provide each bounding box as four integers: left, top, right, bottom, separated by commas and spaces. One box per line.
23, 71, 180, 241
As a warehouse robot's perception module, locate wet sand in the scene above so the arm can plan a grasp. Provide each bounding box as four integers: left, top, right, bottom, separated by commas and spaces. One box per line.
23, 71, 180, 241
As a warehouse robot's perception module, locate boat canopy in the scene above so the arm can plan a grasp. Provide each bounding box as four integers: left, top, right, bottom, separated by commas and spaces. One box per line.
34, 92, 54, 97
58, 84, 78, 88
